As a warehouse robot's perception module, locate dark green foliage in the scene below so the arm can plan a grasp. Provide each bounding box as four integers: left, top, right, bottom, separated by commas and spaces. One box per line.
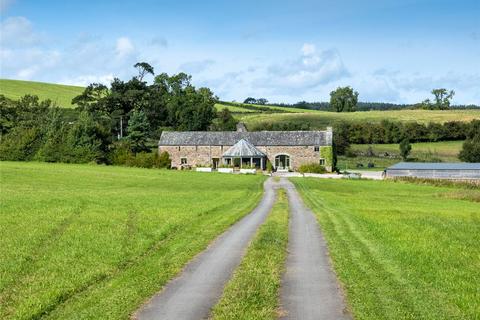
332, 120, 473, 145
459, 120, 480, 162
126, 110, 149, 153
0, 126, 44, 161
211, 108, 238, 131
298, 163, 327, 174
421, 89, 455, 110
332, 121, 350, 155
399, 138, 412, 161
62, 112, 111, 163
134, 62, 154, 81
110, 141, 171, 168
330, 86, 358, 112
35, 109, 69, 162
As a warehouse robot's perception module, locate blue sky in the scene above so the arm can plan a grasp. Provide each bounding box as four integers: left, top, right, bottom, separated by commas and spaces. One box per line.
1, 0, 479, 104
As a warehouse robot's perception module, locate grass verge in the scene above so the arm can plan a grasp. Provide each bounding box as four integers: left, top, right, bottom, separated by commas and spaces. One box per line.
211, 189, 289, 320
292, 178, 480, 320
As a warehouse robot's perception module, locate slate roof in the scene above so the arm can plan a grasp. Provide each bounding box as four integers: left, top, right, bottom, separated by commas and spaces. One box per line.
222, 139, 266, 157
158, 131, 331, 146
387, 162, 480, 170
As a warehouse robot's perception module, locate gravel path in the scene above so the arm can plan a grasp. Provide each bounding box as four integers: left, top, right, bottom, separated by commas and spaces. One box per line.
134, 178, 276, 320
280, 178, 351, 320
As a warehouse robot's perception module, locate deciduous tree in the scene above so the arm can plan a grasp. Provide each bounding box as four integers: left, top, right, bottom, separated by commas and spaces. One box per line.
330, 86, 358, 112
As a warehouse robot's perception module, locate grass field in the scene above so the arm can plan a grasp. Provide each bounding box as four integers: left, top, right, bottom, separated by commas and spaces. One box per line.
0, 162, 265, 319
0, 79, 84, 108
215, 102, 317, 114
293, 178, 480, 320
212, 189, 289, 320
338, 140, 464, 170
238, 109, 480, 130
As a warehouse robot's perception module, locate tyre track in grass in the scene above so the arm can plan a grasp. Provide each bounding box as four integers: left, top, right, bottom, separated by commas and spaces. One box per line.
279, 178, 351, 320
134, 178, 277, 320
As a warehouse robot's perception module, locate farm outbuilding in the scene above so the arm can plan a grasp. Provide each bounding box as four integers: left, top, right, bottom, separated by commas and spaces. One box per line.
385, 162, 480, 180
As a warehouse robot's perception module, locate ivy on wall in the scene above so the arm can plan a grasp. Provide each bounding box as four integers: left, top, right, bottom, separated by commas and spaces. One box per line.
320, 146, 333, 167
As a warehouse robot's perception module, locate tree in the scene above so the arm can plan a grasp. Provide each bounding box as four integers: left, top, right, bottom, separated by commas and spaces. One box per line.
421, 89, 455, 110
211, 108, 238, 131
459, 120, 480, 162
330, 86, 358, 112
459, 135, 480, 162
243, 97, 256, 104
399, 138, 412, 161
256, 98, 268, 105
134, 62, 155, 81
126, 110, 150, 154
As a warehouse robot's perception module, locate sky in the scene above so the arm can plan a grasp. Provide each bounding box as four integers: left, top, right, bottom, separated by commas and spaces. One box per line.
1, 0, 479, 104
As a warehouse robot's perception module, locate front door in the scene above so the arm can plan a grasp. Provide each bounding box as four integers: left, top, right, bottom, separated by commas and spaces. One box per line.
275, 155, 290, 171
212, 158, 219, 169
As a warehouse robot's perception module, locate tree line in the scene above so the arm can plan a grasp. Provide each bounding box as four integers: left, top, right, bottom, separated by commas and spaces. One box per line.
0, 62, 237, 166
242, 88, 479, 112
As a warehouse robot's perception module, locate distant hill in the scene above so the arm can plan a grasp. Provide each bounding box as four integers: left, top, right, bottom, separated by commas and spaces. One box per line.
0, 79, 84, 108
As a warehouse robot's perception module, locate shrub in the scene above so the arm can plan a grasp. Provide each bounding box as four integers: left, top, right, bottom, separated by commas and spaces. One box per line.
298, 163, 327, 174
459, 135, 480, 162
266, 160, 273, 172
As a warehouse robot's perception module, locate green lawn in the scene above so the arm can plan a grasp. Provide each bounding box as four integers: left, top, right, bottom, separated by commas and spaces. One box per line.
212, 189, 289, 320
0, 162, 265, 319
292, 178, 480, 320
0, 79, 84, 108
338, 141, 464, 170
238, 109, 480, 130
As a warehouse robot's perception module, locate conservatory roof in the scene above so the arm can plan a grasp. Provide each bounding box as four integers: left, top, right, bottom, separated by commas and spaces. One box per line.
222, 139, 266, 157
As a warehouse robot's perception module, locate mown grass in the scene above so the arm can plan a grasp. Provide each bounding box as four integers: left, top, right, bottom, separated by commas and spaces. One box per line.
238, 109, 480, 129
338, 141, 463, 170
292, 178, 480, 320
0, 79, 84, 108
0, 161, 265, 319
211, 189, 289, 320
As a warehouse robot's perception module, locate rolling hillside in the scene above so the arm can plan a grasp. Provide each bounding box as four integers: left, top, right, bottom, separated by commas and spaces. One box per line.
2, 79, 479, 129
0, 79, 84, 108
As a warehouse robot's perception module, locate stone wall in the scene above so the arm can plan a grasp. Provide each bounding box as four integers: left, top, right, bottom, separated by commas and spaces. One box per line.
159, 145, 333, 171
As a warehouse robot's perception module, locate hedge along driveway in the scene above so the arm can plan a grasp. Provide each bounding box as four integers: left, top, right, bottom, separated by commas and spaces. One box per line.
0, 162, 265, 319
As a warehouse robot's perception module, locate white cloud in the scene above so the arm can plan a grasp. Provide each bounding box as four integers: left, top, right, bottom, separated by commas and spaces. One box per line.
115, 37, 135, 59
0, 16, 44, 47
62, 74, 115, 87
255, 46, 350, 94
301, 43, 316, 56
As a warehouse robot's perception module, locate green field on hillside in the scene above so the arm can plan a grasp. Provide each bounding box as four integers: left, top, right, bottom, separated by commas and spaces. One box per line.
293, 178, 480, 320
338, 140, 464, 170
0, 162, 265, 319
0, 79, 84, 108
215, 102, 317, 114
238, 109, 480, 130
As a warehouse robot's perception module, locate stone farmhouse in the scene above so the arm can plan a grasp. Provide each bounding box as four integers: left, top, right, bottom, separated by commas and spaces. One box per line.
158, 124, 333, 172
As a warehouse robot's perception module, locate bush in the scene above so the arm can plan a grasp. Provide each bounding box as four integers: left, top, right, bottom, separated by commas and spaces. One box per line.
0, 126, 44, 161
298, 163, 327, 174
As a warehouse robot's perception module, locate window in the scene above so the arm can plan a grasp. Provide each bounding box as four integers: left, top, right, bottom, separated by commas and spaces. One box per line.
314, 146, 320, 152
181, 158, 187, 165
195, 145, 198, 151
178, 146, 181, 151
319, 158, 325, 166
